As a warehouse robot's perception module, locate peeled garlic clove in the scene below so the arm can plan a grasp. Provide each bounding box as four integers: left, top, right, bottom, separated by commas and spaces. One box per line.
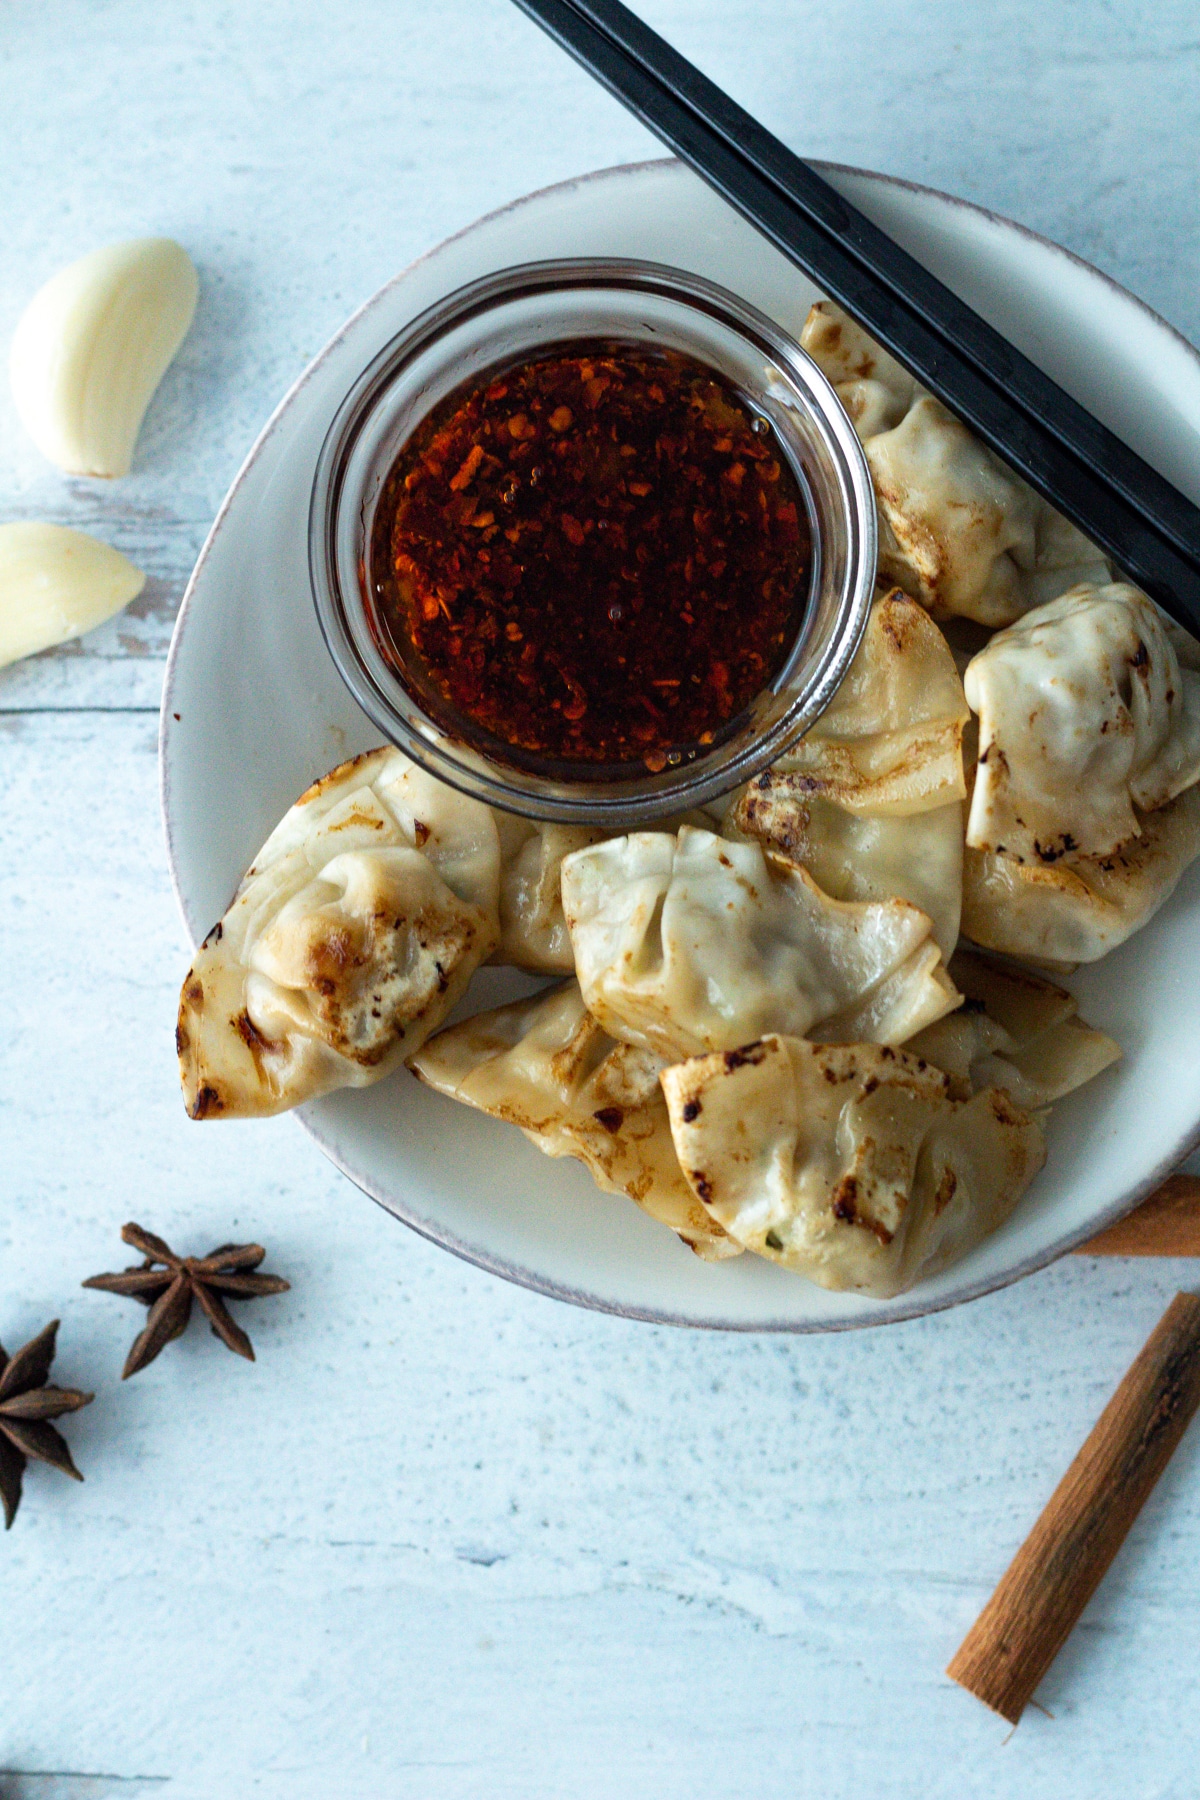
0, 522, 145, 668
10, 237, 198, 478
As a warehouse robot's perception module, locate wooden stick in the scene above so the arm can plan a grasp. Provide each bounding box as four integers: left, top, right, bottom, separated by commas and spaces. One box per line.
947, 1291, 1200, 1723
1075, 1174, 1200, 1257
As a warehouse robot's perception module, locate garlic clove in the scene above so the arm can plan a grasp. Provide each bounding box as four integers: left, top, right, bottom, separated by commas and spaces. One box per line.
9, 237, 198, 478
0, 522, 146, 668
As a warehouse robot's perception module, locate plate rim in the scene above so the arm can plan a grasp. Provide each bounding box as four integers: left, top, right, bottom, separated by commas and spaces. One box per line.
160, 155, 1200, 1332
293, 1098, 1200, 1334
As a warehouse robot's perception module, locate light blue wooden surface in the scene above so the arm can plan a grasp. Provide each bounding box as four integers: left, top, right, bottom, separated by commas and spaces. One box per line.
3, 3, 1200, 1796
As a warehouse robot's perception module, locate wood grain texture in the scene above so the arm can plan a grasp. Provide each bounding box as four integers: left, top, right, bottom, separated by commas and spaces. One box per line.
948, 1292, 1200, 1722
3, 4, 1200, 1797
1076, 1175, 1200, 1257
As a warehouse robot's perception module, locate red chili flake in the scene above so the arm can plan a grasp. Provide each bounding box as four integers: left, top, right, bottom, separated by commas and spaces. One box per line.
449, 444, 484, 491
369, 341, 811, 773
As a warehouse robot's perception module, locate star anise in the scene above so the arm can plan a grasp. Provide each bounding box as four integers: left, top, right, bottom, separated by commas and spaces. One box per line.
0, 1320, 94, 1529
83, 1223, 290, 1378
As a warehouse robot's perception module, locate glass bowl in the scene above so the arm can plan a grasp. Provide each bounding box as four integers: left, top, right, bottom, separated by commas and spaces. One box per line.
309, 257, 876, 824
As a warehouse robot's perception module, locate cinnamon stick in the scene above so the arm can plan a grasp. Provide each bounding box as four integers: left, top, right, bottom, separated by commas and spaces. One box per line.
947, 1291, 1200, 1723
1075, 1174, 1200, 1257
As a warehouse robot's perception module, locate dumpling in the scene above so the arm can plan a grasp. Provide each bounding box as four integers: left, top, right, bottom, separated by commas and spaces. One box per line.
728, 587, 966, 958
491, 808, 713, 973
761, 585, 970, 815
408, 981, 739, 1260
661, 1036, 1045, 1297
177, 748, 502, 1118
730, 788, 963, 961
561, 824, 958, 1059
961, 782, 1200, 964
965, 582, 1200, 862
906, 948, 1119, 1108
493, 817, 607, 972
801, 302, 1109, 626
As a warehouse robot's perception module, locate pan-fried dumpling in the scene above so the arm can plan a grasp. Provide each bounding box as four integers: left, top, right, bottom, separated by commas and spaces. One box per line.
243, 747, 501, 909
961, 782, 1200, 964
905, 948, 1119, 1108
177, 748, 502, 1119
561, 825, 958, 1058
762, 586, 969, 815
493, 818, 607, 972
965, 582, 1200, 862
409, 981, 739, 1260
728, 588, 967, 957
731, 786, 963, 961
491, 809, 714, 973
801, 303, 1109, 626
661, 1036, 1045, 1297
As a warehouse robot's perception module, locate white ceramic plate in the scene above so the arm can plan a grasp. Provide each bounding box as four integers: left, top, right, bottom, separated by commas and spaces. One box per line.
161, 158, 1200, 1331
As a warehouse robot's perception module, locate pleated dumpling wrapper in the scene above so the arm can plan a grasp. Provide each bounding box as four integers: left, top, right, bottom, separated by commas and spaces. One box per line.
801, 303, 1109, 626
962, 781, 1200, 965
491, 809, 713, 973
409, 980, 739, 1261
964, 582, 1200, 863
561, 825, 958, 1060
178, 748, 502, 1118
753, 586, 969, 816
730, 797, 963, 963
661, 1037, 1045, 1297
729, 588, 968, 958
906, 948, 1120, 1109
493, 819, 608, 973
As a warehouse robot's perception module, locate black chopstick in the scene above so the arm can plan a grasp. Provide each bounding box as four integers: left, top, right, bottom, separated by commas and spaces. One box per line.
510, 0, 1200, 636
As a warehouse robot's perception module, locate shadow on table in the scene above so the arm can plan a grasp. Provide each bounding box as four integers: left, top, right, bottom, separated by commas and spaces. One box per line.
0, 1775, 168, 1799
